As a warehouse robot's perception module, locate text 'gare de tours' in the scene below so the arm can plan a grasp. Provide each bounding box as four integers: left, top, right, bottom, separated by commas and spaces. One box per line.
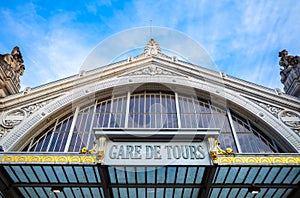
108, 144, 207, 160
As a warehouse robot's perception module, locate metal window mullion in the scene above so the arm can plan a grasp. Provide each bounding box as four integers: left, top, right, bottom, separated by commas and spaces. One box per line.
191, 97, 198, 128
108, 95, 114, 128
226, 108, 242, 153
207, 100, 216, 128
160, 92, 163, 128
87, 104, 97, 149
124, 92, 131, 128
64, 106, 80, 152
144, 93, 147, 128
175, 92, 181, 128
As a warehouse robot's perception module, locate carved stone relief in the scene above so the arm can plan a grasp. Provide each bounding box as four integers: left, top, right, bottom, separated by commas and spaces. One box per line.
278, 110, 300, 135
257, 102, 283, 118
125, 65, 186, 78
22, 101, 48, 116
0, 101, 51, 139
1, 109, 26, 128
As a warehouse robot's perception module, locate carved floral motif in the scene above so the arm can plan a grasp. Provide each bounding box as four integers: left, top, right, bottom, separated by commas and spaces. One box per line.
258, 102, 283, 118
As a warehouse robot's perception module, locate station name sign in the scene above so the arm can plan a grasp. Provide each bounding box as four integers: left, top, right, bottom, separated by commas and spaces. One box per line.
103, 142, 211, 165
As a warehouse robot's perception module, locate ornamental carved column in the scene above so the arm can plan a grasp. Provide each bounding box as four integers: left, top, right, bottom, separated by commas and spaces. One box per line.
0, 46, 25, 97
278, 49, 300, 97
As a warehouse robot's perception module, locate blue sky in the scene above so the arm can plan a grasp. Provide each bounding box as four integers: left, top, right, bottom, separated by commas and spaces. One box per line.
0, 0, 299, 90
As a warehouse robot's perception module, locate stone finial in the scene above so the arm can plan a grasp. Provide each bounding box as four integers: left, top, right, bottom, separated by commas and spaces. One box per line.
0, 46, 25, 97
135, 38, 171, 60
144, 38, 161, 56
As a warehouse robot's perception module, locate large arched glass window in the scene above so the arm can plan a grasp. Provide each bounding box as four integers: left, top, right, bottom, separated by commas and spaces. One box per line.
23, 90, 284, 153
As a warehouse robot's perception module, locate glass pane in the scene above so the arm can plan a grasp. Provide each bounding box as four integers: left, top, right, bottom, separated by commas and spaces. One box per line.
136, 167, 146, 183
166, 167, 176, 183
195, 167, 205, 184
74, 166, 87, 183
4, 166, 19, 182
32, 166, 48, 182
84, 166, 97, 183
11, 166, 28, 182
128, 188, 137, 198
174, 188, 183, 198
116, 167, 126, 183
215, 167, 229, 184
235, 167, 250, 183
146, 167, 155, 183
225, 167, 239, 184
63, 166, 77, 182
176, 167, 187, 184
24, 187, 37, 198
183, 188, 192, 197
125, 167, 137, 183
108, 166, 117, 183
192, 188, 200, 198
254, 167, 270, 184
244, 167, 260, 184
185, 167, 197, 184
53, 166, 67, 183
264, 167, 280, 183
157, 167, 166, 183
165, 188, 173, 197
119, 188, 128, 198
137, 188, 146, 198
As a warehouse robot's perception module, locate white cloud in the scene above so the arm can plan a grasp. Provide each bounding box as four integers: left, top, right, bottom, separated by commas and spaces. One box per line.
2, 0, 300, 91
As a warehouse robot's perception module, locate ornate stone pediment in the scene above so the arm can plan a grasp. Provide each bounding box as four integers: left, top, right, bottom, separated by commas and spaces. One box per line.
120, 64, 187, 78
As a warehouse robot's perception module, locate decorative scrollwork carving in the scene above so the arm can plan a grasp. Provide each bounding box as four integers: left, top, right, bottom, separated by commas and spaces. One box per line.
258, 102, 283, 118
22, 101, 48, 116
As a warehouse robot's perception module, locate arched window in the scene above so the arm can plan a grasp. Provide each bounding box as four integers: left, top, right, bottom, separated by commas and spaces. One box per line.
23, 90, 283, 153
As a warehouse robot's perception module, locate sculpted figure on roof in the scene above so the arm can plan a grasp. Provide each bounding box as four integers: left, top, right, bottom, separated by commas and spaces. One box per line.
278, 49, 300, 83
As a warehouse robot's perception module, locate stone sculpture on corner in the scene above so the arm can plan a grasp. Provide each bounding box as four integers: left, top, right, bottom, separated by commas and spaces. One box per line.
0, 46, 25, 97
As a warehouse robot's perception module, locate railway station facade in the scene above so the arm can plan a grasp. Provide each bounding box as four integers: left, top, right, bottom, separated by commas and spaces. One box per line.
0, 38, 299, 197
